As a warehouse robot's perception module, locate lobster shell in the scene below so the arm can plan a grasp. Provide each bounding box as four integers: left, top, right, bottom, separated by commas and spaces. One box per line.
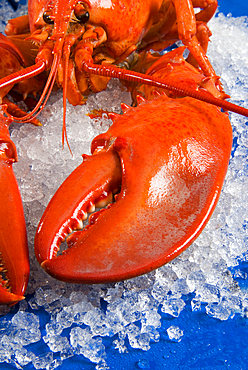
34, 90, 232, 283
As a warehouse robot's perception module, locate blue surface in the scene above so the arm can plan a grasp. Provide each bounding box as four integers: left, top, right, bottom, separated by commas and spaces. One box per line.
0, 1, 248, 370
217, 0, 247, 17
13, 0, 248, 17
2, 278, 248, 370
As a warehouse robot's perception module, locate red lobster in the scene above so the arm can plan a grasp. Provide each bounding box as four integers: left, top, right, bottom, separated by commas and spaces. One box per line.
0, 0, 247, 293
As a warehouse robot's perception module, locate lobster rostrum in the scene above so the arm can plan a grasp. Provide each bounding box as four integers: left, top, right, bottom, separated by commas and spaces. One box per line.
34, 48, 233, 283
0, 109, 29, 304
0, 0, 248, 145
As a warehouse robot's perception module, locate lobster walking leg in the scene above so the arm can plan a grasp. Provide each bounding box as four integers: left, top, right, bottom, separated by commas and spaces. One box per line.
193, 0, 218, 23
171, 0, 217, 77
0, 111, 29, 304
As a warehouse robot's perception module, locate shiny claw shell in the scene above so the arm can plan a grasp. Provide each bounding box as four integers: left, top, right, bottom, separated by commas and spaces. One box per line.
0, 111, 29, 304
34, 92, 232, 284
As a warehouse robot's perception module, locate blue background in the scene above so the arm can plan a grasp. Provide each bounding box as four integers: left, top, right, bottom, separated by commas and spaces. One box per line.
1, 1, 248, 369
217, 0, 247, 17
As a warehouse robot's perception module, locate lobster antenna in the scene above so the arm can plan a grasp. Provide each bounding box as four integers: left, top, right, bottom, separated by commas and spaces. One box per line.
2, 55, 60, 123
82, 62, 248, 118
62, 48, 73, 156
0, 61, 46, 90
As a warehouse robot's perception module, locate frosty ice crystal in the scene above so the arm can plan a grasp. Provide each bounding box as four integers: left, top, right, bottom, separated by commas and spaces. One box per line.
166, 326, 184, 342
0, 1, 248, 369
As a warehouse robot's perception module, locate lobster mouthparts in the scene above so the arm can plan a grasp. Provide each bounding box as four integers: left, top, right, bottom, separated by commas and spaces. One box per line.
35, 95, 232, 284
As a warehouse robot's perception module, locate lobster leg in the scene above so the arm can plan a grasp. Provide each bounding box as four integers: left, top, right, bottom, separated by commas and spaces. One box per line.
0, 111, 29, 304
193, 0, 218, 23
5, 15, 30, 35
139, 0, 218, 78
172, 0, 217, 78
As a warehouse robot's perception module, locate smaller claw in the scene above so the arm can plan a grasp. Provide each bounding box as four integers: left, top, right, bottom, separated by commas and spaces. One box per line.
0, 111, 29, 305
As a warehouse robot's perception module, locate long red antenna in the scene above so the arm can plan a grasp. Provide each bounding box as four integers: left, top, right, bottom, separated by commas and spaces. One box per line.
1, 55, 60, 123
81, 62, 248, 118
0, 61, 46, 90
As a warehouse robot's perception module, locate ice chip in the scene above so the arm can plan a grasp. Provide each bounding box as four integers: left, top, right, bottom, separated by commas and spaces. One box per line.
11, 311, 39, 331
104, 284, 124, 303
161, 297, 186, 317
205, 302, 232, 321
60, 345, 74, 360
14, 348, 35, 367
171, 278, 190, 295
70, 327, 106, 363
32, 352, 53, 370
167, 325, 184, 342
141, 325, 160, 343
55, 308, 74, 330
43, 334, 71, 353
47, 358, 63, 370
126, 324, 150, 351
112, 337, 128, 354
140, 308, 161, 330
191, 297, 201, 312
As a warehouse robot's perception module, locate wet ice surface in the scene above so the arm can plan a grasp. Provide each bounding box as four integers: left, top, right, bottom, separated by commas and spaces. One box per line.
0, 2, 248, 369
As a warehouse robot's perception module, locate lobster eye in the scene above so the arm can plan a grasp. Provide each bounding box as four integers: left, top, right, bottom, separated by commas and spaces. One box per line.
77, 11, 90, 23
74, 2, 90, 23
43, 11, 54, 24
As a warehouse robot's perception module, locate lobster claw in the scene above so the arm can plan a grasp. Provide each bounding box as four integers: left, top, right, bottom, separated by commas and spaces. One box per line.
35, 91, 233, 284
0, 110, 29, 304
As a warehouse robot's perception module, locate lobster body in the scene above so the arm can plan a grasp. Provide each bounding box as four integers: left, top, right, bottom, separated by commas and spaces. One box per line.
0, 112, 29, 304
34, 48, 233, 284
1, 0, 221, 116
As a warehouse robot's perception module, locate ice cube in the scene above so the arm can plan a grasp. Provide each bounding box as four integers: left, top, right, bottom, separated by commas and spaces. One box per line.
166, 325, 184, 342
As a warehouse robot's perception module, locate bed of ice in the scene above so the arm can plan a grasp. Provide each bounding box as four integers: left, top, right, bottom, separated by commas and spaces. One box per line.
0, 1, 248, 369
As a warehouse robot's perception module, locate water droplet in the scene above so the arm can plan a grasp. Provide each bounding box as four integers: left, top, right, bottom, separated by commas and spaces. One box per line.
137, 359, 150, 369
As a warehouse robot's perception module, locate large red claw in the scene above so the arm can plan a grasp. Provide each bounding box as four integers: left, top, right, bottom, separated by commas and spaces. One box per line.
0, 112, 29, 304
35, 95, 232, 284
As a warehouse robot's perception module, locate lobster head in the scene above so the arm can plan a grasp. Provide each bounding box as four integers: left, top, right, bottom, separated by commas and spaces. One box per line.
28, 0, 163, 59
34, 92, 232, 284
25, 0, 165, 139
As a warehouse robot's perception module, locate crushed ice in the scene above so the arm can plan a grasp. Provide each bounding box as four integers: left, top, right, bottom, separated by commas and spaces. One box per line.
0, 2, 248, 369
